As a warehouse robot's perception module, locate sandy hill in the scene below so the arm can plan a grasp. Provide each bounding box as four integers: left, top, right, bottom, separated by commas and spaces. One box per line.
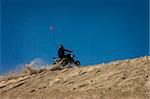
0, 56, 150, 99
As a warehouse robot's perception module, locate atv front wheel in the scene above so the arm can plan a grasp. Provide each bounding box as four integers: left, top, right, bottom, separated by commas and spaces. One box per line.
75, 60, 80, 67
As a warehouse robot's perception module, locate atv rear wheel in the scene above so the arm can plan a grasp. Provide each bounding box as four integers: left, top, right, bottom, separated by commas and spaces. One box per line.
61, 59, 68, 66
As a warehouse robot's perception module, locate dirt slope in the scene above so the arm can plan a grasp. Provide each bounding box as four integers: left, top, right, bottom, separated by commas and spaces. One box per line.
0, 56, 150, 99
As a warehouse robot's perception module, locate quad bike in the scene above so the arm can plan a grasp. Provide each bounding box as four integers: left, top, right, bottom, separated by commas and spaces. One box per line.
53, 52, 80, 67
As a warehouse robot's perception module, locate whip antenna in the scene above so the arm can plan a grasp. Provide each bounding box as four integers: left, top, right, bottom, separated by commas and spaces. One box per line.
49, 26, 57, 51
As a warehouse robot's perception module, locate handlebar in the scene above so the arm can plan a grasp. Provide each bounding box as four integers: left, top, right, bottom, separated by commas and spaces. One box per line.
65, 51, 73, 54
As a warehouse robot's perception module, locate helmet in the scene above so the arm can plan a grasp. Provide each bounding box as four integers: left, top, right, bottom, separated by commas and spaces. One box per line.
59, 44, 63, 48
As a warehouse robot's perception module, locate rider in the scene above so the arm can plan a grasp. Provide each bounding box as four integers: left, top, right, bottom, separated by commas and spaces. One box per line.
58, 44, 72, 60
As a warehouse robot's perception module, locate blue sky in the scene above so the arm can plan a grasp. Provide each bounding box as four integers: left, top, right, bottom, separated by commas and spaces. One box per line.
1, 0, 149, 74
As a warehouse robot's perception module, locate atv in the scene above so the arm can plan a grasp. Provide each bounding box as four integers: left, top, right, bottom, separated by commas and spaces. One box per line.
53, 51, 80, 67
